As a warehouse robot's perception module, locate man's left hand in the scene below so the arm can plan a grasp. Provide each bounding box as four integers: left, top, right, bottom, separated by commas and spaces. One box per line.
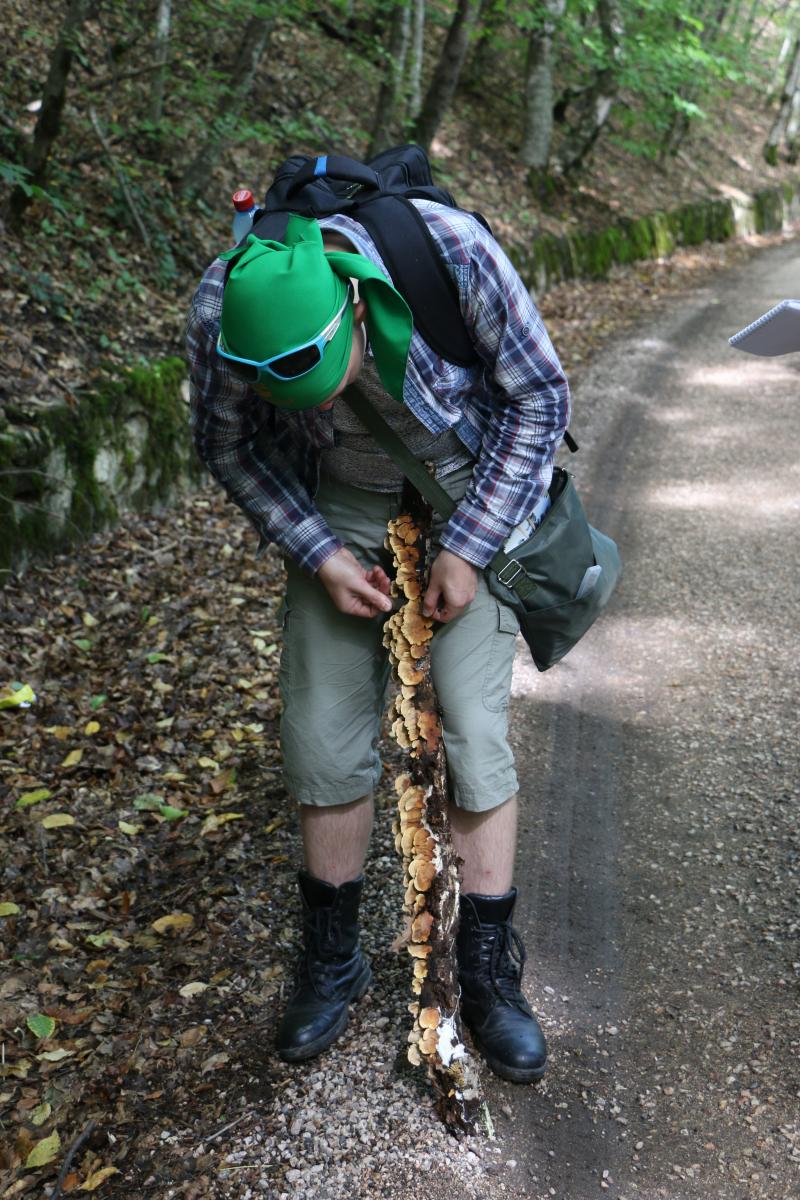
422, 549, 478, 624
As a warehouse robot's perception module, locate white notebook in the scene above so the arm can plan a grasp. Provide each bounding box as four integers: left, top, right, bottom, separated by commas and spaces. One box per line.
729, 299, 800, 356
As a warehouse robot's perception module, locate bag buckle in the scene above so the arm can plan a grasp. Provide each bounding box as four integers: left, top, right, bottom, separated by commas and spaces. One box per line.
497, 558, 523, 587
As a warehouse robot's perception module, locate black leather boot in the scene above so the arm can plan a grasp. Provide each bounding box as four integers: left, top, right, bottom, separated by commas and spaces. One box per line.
276, 870, 372, 1062
456, 888, 547, 1083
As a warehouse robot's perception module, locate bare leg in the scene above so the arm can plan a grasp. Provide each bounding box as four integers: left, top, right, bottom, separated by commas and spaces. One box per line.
300, 794, 374, 886
449, 793, 518, 895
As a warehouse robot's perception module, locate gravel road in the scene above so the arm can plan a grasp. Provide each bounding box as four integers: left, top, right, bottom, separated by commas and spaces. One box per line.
205, 242, 800, 1200
500, 238, 800, 1199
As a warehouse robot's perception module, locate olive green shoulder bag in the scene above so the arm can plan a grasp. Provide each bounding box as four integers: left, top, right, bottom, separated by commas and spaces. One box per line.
341, 391, 621, 672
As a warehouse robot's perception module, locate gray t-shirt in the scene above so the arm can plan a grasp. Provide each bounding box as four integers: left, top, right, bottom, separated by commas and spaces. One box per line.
320, 355, 472, 492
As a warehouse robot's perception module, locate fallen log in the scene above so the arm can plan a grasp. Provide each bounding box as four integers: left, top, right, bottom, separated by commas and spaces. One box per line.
383, 491, 483, 1133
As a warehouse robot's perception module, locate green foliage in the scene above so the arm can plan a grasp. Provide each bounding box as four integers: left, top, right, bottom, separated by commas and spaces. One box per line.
546, 0, 753, 155
0, 0, 792, 360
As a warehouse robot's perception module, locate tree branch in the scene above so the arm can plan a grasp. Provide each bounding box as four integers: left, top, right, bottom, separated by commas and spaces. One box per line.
87, 106, 152, 251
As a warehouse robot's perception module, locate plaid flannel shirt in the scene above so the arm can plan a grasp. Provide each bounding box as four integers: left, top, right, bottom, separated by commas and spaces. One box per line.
186, 201, 571, 574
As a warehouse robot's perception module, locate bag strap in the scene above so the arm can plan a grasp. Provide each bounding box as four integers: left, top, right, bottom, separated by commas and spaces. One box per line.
340, 388, 540, 601
354, 195, 477, 367
339, 386, 456, 516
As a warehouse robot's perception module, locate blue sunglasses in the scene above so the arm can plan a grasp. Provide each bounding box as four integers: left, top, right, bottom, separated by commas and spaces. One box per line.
216, 285, 353, 383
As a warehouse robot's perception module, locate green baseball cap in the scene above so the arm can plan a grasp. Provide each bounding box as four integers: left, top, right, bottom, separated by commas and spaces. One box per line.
218, 214, 413, 410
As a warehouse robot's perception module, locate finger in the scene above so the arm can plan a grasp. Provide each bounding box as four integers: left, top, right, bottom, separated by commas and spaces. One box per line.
422, 582, 442, 618
366, 565, 392, 596
355, 580, 392, 613
350, 599, 385, 618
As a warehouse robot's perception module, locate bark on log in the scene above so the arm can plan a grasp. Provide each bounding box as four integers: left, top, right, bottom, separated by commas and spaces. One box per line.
383, 489, 483, 1133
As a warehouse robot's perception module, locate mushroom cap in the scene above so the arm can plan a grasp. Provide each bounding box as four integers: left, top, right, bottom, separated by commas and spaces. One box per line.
410, 859, 437, 891
418, 1006, 441, 1030
412, 910, 434, 942
397, 658, 424, 686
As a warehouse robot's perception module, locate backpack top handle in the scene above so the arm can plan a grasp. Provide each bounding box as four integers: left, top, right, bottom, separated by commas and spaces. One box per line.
286, 155, 381, 199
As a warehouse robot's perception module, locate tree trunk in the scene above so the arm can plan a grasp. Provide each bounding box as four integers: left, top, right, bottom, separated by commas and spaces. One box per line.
661, 0, 735, 158
368, 1, 412, 156
741, 0, 761, 52
785, 83, 800, 162
768, 31, 794, 103
180, 9, 277, 199
518, 0, 566, 172
467, 0, 505, 92
407, 0, 426, 121
558, 0, 622, 174
384, 492, 483, 1132
413, 0, 483, 152
764, 34, 800, 165
149, 0, 172, 128
6, 0, 94, 232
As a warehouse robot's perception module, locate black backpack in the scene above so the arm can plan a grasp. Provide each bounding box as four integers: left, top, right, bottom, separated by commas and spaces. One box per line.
232, 143, 490, 368
230, 143, 578, 451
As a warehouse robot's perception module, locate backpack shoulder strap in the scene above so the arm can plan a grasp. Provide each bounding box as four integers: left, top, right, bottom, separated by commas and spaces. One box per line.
354, 195, 477, 367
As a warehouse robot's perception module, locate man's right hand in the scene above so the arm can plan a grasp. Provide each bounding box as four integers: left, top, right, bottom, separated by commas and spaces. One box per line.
317, 548, 393, 618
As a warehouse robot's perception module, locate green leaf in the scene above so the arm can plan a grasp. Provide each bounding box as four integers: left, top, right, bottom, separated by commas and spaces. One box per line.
0, 902, 20, 917
17, 789, 51, 808
74, 638, 92, 652
89, 694, 108, 710
159, 805, 187, 821
85, 931, 129, 950
27, 1013, 56, 1040
25, 1129, 61, 1168
146, 652, 171, 664
133, 793, 164, 811
132, 793, 185, 820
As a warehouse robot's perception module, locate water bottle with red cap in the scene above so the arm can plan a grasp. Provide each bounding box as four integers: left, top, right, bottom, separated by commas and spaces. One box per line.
231, 189, 258, 245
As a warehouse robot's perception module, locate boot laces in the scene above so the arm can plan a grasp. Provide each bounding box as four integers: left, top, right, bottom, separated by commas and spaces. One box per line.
300, 907, 347, 1000
485, 920, 527, 1007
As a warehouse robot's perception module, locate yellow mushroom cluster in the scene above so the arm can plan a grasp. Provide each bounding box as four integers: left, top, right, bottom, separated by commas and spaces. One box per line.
384, 512, 448, 1067
384, 511, 481, 1125
393, 772, 442, 1066
383, 511, 434, 724
406, 1000, 443, 1067
383, 515, 438, 755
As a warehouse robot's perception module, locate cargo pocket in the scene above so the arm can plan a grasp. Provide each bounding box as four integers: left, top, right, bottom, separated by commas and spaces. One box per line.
481, 601, 520, 713
276, 597, 292, 693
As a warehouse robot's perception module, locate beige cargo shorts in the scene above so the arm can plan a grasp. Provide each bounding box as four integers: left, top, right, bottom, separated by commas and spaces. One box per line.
279, 465, 520, 812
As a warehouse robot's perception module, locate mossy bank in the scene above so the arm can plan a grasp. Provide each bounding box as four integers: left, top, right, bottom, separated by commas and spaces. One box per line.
0, 357, 201, 577
513, 179, 800, 294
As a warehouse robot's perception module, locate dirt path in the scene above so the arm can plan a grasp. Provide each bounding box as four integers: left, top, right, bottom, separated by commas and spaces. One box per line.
499, 240, 800, 1198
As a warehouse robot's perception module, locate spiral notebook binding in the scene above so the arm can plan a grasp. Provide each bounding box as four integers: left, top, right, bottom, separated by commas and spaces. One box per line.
729, 300, 790, 346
